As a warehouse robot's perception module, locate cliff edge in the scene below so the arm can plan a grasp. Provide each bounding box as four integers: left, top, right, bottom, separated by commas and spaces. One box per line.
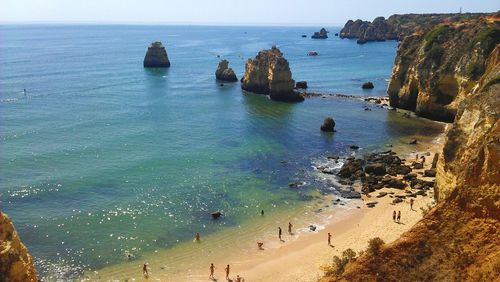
322, 16, 499, 282
0, 212, 38, 282
388, 17, 499, 122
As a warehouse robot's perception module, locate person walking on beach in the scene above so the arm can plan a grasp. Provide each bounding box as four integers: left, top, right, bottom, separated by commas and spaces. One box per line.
278, 227, 283, 241
393, 210, 397, 222
195, 232, 200, 242
328, 232, 332, 246
288, 222, 293, 234
225, 264, 230, 280
410, 198, 414, 210
143, 263, 149, 277
397, 211, 401, 223
209, 263, 215, 279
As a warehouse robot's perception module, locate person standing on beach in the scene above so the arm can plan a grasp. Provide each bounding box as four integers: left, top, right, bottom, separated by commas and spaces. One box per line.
209, 263, 215, 279
278, 227, 283, 241
261, 210, 264, 216
195, 232, 200, 242
410, 198, 414, 210
288, 222, 293, 234
225, 264, 230, 280
393, 210, 396, 222
397, 211, 401, 223
143, 263, 149, 277
328, 232, 332, 246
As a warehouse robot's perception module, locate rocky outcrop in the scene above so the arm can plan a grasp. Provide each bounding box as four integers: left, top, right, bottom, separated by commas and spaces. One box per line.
320, 117, 335, 132
361, 82, 374, 89
143, 41, 171, 68
295, 81, 308, 89
0, 212, 38, 282
241, 46, 303, 102
312, 28, 328, 39
321, 15, 500, 282
215, 60, 237, 82
340, 13, 493, 43
388, 18, 499, 122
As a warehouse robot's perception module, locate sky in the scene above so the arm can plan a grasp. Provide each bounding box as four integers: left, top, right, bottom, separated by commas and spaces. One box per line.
0, 0, 498, 25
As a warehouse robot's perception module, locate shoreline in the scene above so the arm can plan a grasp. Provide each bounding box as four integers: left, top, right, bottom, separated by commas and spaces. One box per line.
86, 123, 446, 281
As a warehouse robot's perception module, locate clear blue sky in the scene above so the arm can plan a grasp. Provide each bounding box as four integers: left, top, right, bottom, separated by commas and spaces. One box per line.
1, 0, 498, 25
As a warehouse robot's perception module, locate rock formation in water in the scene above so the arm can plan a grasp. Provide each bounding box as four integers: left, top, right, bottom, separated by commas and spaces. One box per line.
312, 28, 328, 39
241, 46, 303, 102
143, 41, 171, 68
321, 14, 500, 282
215, 59, 238, 82
0, 212, 38, 282
340, 13, 494, 43
388, 17, 499, 122
361, 82, 374, 89
320, 117, 335, 132
295, 81, 308, 89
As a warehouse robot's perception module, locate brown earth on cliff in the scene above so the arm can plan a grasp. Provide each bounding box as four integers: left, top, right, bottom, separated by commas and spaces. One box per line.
0, 211, 38, 282
241, 46, 303, 102
321, 27, 500, 282
388, 17, 499, 122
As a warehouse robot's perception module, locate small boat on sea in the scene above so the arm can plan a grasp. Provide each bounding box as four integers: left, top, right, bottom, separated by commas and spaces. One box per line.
308, 51, 319, 56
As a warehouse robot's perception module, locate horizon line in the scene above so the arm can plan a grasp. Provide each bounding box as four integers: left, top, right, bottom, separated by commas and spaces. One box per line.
0, 21, 345, 27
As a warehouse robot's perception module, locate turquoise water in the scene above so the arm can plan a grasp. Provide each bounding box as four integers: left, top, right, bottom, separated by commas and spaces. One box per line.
0, 25, 441, 279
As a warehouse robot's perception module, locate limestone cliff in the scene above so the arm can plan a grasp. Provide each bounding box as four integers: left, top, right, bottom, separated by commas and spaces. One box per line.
143, 41, 171, 68
0, 212, 38, 282
215, 59, 238, 82
321, 16, 500, 282
388, 17, 499, 122
340, 13, 493, 43
241, 46, 303, 102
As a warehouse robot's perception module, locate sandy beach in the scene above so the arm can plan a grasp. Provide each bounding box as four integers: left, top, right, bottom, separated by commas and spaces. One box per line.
87, 120, 447, 282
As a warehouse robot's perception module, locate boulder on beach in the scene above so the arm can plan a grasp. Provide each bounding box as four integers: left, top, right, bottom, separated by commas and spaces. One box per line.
365, 163, 386, 176
215, 59, 238, 82
143, 41, 171, 68
362, 82, 374, 89
320, 117, 336, 132
241, 46, 303, 102
312, 28, 328, 39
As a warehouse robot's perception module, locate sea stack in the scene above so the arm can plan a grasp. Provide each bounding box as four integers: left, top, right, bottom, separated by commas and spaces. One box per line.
312, 28, 328, 39
215, 59, 238, 82
241, 46, 303, 102
143, 41, 171, 68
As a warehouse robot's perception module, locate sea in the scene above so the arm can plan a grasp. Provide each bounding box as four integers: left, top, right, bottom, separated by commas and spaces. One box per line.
0, 25, 443, 280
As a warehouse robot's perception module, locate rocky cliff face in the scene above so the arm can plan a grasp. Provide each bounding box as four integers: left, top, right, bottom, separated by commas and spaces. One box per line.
241, 46, 303, 102
340, 13, 493, 44
143, 41, 171, 68
0, 212, 38, 282
388, 18, 500, 122
322, 16, 500, 282
215, 59, 238, 82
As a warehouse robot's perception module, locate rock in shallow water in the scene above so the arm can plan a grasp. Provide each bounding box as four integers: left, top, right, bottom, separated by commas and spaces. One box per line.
320, 117, 336, 132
